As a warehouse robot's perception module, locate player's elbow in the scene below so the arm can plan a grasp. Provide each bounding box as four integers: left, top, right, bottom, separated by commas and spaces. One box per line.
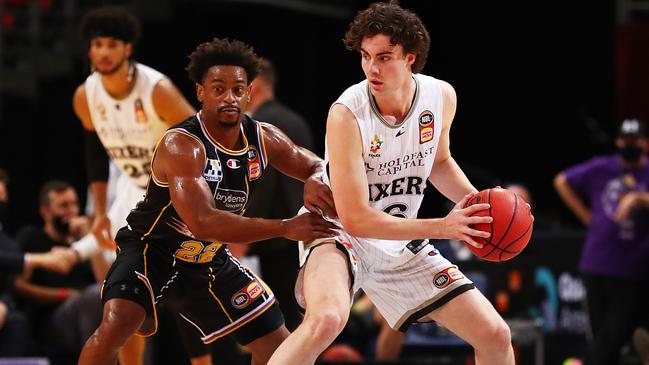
338, 211, 369, 237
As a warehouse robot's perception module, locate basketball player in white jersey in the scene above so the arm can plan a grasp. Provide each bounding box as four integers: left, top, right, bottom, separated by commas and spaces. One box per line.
268, 2, 515, 365
70, 6, 209, 365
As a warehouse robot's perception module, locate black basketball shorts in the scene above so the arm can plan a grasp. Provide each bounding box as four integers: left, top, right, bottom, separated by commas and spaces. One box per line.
101, 236, 284, 345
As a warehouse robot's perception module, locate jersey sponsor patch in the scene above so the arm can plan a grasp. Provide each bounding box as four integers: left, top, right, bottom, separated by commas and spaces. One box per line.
215, 188, 247, 212
231, 280, 265, 309
369, 134, 384, 157
227, 159, 241, 169
231, 291, 250, 309
406, 239, 428, 254
433, 266, 464, 288
203, 159, 223, 182
134, 98, 148, 123
247, 145, 262, 180
418, 110, 434, 144
245, 280, 264, 300
95, 103, 108, 121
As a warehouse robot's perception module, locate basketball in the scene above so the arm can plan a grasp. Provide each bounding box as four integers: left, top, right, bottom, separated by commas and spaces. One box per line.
320, 343, 363, 362
464, 187, 534, 262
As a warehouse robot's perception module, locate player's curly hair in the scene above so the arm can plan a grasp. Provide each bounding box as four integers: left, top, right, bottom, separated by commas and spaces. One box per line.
79, 6, 141, 44
186, 38, 260, 84
344, 1, 430, 73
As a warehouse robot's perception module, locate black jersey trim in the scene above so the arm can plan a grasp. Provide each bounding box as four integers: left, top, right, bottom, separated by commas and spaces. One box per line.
140, 201, 173, 241
257, 122, 269, 168
134, 270, 159, 337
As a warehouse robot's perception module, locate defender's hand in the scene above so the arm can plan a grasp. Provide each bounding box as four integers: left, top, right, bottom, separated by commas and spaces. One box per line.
304, 174, 337, 218
442, 194, 493, 248
281, 212, 338, 242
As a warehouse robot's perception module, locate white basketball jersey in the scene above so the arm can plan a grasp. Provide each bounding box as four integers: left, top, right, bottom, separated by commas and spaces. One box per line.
327, 74, 443, 254
85, 63, 169, 188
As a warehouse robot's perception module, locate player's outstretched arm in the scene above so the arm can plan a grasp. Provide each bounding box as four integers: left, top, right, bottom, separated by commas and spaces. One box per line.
154, 131, 337, 244
261, 123, 336, 218
327, 104, 490, 243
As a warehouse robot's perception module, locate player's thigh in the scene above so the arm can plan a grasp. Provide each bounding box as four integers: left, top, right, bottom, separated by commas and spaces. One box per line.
424, 288, 508, 346
301, 242, 352, 315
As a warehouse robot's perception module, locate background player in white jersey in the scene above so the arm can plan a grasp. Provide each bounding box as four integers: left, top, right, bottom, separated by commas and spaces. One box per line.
70, 6, 197, 365
268, 2, 515, 365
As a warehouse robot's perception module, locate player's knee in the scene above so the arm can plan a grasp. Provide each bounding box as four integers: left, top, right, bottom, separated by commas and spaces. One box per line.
306, 311, 347, 341
96, 301, 145, 346
478, 320, 511, 352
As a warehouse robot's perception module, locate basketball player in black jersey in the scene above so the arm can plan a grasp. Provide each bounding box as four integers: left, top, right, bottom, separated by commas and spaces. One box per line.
78, 38, 337, 365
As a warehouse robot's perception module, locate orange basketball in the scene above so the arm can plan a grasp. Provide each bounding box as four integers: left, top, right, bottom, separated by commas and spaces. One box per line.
320, 343, 363, 362
464, 187, 533, 262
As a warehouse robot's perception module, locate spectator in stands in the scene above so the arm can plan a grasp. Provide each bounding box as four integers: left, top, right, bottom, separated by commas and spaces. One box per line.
0, 170, 73, 274
0, 169, 32, 356
14, 180, 101, 362
554, 118, 649, 365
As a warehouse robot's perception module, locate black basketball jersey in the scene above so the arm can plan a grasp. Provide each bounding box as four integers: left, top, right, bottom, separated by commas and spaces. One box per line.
117, 112, 269, 264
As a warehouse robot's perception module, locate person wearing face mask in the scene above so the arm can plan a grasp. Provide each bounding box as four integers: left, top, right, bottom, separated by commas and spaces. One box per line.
554, 118, 649, 365
0, 170, 75, 275
13, 180, 99, 362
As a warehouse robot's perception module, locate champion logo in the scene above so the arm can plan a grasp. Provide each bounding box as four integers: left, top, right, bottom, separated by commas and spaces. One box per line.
227, 159, 241, 169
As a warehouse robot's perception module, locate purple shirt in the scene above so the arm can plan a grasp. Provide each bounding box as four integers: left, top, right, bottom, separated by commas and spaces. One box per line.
564, 155, 649, 278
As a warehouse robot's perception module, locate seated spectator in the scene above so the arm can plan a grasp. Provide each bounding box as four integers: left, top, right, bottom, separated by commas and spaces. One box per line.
14, 180, 101, 362
0, 168, 32, 356
0, 170, 73, 275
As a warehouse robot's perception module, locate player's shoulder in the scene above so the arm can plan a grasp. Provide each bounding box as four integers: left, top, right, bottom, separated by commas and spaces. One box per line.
73, 83, 87, 103
161, 116, 204, 152
339, 79, 367, 97
416, 74, 454, 97
135, 63, 167, 80
168, 113, 199, 132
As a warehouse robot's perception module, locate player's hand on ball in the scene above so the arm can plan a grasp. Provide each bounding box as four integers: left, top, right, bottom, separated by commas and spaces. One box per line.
442, 193, 492, 248
282, 212, 338, 241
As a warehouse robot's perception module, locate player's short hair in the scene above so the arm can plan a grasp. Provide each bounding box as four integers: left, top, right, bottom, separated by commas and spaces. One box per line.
256, 58, 277, 89
344, 1, 430, 74
39, 180, 73, 207
186, 38, 260, 85
79, 6, 141, 45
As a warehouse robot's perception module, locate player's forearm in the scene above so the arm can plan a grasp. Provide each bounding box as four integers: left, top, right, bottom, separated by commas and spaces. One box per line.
89, 182, 108, 216
429, 156, 477, 203
191, 215, 285, 244
339, 206, 445, 240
